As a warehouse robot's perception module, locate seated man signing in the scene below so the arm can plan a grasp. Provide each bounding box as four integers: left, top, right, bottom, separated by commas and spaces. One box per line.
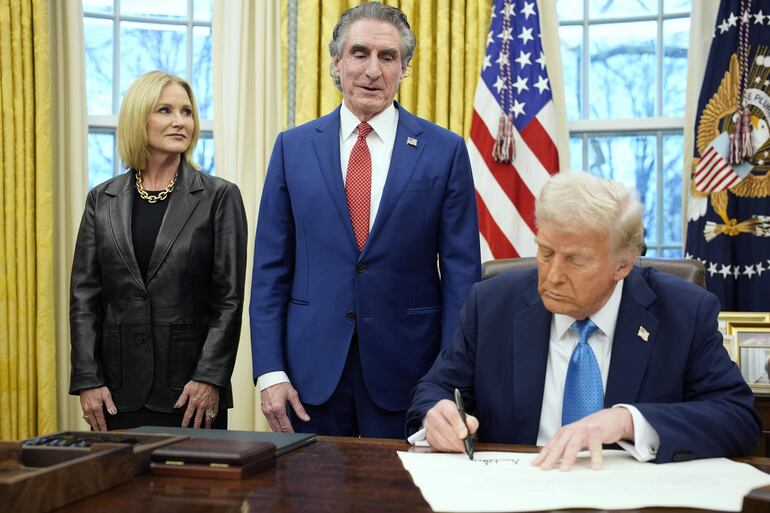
406, 171, 760, 470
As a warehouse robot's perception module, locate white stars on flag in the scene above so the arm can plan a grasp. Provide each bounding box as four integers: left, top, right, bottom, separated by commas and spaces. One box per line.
520, 1, 536, 19
703, 259, 770, 280
515, 50, 532, 68
534, 75, 549, 93
518, 26, 533, 44
512, 76, 529, 93
493, 76, 506, 93
715, 8, 769, 37
498, 27, 513, 42
501, 3, 515, 17
512, 99, 526, 117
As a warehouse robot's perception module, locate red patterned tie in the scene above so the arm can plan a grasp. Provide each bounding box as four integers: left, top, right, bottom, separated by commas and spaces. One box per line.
345, 122, 373, 250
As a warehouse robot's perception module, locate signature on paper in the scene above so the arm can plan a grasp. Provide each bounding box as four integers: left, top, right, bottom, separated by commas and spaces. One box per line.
475, 457, 520, 466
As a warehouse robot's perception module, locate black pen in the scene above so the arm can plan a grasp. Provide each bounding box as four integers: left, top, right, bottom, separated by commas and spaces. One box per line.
453, 388, 474, 460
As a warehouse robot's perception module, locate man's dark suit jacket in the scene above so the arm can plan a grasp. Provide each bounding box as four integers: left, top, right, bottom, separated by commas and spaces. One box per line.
250, 103, 480, 413
69, 162, 248, 412
407, 267, 761, 462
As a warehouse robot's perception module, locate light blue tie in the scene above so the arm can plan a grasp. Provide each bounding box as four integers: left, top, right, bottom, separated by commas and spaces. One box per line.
562, 318, 603, 425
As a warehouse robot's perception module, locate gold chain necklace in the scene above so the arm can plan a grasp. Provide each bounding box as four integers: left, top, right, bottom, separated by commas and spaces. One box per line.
135, 170, 177, 203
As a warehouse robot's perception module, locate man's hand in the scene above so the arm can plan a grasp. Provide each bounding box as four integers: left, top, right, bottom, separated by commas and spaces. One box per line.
80, 386, 117, 432
176, 380, 220, 428
260, 382, 310, 432
532, 407, 634, 471
425, 399, 479, 452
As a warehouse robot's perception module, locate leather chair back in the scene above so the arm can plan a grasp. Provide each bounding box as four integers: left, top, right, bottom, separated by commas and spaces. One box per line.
481, 257, 706, 289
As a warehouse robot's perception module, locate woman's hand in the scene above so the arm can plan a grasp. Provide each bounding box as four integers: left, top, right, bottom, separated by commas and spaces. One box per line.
80, 386, 117, 432
175, 380, 220, 428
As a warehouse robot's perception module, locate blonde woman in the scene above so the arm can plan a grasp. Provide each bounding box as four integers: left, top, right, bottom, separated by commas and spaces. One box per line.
70, 71, 247, 431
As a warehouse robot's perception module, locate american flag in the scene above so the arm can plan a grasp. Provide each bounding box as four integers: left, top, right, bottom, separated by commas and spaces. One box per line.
684, 0, 770, 310
469, 0, 560, 261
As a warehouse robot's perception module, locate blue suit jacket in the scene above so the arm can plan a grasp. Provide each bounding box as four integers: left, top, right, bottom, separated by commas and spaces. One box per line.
407, 267, 760, 462
250, 103, 481, 411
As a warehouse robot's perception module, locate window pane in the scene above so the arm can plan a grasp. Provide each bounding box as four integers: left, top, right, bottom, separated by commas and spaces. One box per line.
559, 25, 583, 121
662, 18, 689, 117
663, 133, 683, 245
120, 0, 187, 20
589, 0, 656, 19
659, 247, 683, 257
193, 26, 213, 119
84, 17, 114, 115
587, 134, 657, 240
195, 133, 215, 174
588, 21, 656, 119
88, 131, 116, 189
194, 0, 212, 22
83, 0, 113, 14
556, 0, 583, 21
569, 135, 583, 171
120, 21, 186, 101
663, 0, 690, 14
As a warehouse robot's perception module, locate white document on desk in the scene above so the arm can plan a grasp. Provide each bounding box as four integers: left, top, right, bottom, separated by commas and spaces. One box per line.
397, 450, 770, 512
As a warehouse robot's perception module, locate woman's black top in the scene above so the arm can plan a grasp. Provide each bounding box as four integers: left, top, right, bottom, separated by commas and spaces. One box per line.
131, 187, 169, 280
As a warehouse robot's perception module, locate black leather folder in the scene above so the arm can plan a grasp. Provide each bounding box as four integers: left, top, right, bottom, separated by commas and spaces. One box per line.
128, 426, 315, 456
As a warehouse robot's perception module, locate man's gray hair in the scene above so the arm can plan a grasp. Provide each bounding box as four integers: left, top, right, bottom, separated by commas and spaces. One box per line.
328, 1, 415, 90
535, 171, 645, 257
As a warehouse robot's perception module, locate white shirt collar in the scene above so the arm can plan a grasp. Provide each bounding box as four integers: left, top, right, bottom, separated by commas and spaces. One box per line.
340, 102, 398, 143
552, 279, 624, 341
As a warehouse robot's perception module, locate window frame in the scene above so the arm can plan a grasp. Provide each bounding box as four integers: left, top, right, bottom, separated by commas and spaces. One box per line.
83, 1, 214, 179
558, 1, 690, 256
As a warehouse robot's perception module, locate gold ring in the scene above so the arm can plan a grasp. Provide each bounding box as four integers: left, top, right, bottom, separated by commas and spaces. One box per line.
82, 415, 89, 421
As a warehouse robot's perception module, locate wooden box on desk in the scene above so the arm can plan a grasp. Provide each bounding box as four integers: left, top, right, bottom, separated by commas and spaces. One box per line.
23, 431, 187, 475
0, 442, 133, 513
150, 438, 276, 479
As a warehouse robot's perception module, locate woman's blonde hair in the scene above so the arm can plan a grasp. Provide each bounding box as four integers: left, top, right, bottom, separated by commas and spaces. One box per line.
117, 70, 200, 170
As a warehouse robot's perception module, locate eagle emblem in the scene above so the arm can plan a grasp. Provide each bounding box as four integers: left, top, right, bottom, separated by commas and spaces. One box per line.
690, 49, 770, 242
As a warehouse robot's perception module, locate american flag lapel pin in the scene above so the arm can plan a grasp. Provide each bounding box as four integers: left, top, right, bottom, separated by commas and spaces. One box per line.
637, 326, 650, 342
407, 137, 418, 147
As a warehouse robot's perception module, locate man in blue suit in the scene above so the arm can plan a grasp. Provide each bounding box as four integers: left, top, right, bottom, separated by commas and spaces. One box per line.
250, 2, 480, 438
407, 171, 760, 469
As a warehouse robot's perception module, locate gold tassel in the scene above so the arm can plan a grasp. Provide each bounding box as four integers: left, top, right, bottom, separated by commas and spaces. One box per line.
492, 113, 515, 164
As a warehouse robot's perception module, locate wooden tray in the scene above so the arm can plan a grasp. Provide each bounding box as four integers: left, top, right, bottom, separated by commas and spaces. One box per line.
0, 442, 133, 513
22, 430, 187, 475
150, 438, 276, 480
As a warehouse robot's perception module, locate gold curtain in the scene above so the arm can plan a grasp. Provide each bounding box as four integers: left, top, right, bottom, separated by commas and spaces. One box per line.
0, 0, 56, 439
286, 0, 491, 136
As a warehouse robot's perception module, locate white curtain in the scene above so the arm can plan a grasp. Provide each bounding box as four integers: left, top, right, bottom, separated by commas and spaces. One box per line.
538, 0, 571, 171
212, 0, 281, 431
50, 0, 90, 431
682, 2, 720, 243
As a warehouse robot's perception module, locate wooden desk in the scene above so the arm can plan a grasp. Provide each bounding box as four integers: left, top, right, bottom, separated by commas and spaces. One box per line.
53, 436, 770, 513
752, 394, 770, 456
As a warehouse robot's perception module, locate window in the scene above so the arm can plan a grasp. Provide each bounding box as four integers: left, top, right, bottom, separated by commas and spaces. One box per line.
557, 0, 691, 256
83, 0, 214, 189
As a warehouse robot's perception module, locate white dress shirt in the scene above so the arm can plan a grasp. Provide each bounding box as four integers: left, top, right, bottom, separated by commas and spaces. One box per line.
257, 102, 400, 391
410, 280, 660, 462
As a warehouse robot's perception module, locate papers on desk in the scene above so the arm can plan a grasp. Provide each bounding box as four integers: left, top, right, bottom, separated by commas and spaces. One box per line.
397, 450, 770, 512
